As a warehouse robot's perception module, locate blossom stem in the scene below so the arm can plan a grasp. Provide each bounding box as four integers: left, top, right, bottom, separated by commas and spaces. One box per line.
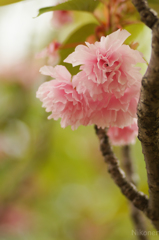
142, 57, 149, 66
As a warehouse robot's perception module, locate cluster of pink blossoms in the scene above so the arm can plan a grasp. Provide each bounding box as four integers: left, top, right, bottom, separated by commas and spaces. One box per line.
37, 29, 145, 144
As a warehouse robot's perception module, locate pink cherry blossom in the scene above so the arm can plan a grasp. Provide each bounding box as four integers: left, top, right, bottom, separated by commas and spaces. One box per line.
36, 65, 91, 130
107, 119, 138, 145
64, 29, 145, 100
37, 29, 145, 130
73, 70, 140, 128
88, 85, 140, 128
37, 64, 138, 130
35, 41, 61, 66
51, 10, 73, 28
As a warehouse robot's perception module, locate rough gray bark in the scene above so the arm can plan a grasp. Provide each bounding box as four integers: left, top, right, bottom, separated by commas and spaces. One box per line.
131, 0, 159, 230
131, 0, 158, 29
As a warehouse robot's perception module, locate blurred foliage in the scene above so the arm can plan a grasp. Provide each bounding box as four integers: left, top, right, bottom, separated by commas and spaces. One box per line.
148, 2, 159, 15
37, 0, 100, 17
0, 0, 158, 240
148, 0, 159, 5
0, 0, 23, 6
146, 0, 159, 15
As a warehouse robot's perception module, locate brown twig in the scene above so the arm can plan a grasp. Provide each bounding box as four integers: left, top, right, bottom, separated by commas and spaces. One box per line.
122, 145, 148, 240
95, 126, 149, 214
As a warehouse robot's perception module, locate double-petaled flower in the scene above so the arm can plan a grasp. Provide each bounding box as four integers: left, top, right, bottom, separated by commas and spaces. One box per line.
36, 29, 145, 140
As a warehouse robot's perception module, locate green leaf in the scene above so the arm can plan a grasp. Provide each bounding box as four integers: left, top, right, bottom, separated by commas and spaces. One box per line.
0, 0, 23, 6
59, 23, 98, 75
37, 0, 100, 17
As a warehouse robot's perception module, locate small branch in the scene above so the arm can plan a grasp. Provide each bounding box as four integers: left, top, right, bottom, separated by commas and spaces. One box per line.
122, 145, 138, 185
122, 146, 148, 240
131, 0, 158, 29
95, 126, 149, 214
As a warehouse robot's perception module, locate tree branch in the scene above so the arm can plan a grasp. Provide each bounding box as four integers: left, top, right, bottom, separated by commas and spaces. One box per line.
122, 145, 148, 240
94, 126, 149, 214
122, 146, 137, 185
131, 0, 158, 29
131, 0, 159, 230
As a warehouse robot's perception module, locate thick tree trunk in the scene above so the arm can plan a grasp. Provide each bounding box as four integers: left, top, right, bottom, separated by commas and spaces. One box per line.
132, 0, 159, 230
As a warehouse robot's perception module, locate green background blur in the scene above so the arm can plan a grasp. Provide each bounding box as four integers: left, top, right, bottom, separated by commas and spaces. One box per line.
0, 0, 158, 239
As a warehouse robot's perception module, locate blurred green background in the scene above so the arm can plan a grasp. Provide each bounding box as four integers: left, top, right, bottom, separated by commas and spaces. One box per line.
0, 0, 158, 239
